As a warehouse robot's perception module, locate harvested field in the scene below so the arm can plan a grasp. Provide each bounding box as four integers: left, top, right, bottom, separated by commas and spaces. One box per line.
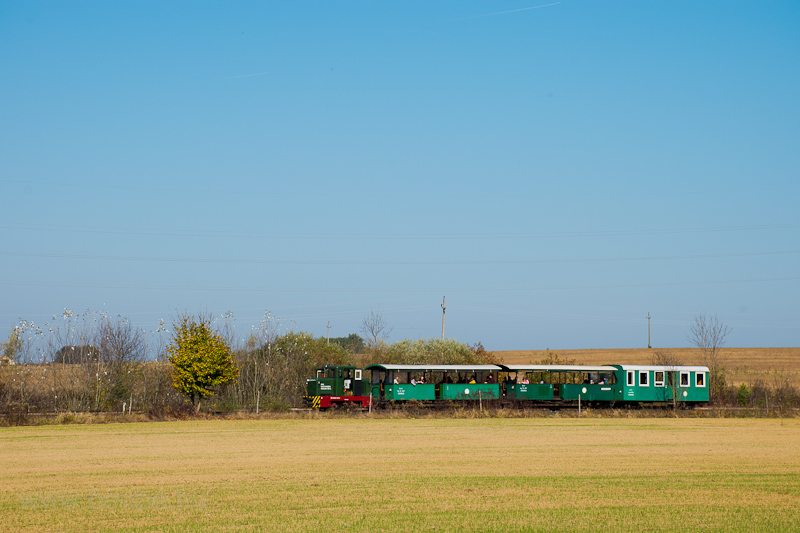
495, 347, 800, 387
2, 417, 799, 532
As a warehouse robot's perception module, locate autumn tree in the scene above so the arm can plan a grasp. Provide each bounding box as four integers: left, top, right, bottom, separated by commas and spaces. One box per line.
167, 315, 238, 412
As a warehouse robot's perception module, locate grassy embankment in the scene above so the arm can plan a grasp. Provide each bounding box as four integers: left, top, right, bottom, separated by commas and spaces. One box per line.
496, 347, 800, 387
2, 417, 799, 532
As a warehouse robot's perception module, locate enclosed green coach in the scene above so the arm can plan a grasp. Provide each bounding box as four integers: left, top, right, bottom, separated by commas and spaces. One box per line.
612, 365, 710, 404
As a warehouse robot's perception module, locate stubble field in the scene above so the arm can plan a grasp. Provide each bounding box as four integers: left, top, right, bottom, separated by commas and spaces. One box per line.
2, 416, 799, 532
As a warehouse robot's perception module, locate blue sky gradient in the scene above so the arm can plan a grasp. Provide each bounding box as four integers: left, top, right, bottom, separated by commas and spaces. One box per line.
2, 1, 798, 350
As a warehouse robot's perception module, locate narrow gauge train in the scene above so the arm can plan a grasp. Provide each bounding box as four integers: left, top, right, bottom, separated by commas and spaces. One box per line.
304, 363, 710, 409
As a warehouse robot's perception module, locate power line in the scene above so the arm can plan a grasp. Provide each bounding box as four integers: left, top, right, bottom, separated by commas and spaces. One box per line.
2, 249, 798, 265
1, 222, 798, 240
1, 276, 798, 293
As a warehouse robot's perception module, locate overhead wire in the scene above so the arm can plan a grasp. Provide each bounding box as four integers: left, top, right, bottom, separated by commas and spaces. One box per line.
1, 221, 798, 240
1, 249, 798, 265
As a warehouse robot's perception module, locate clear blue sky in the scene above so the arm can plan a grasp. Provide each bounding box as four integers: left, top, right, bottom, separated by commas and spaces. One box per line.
2, 1, 798, 351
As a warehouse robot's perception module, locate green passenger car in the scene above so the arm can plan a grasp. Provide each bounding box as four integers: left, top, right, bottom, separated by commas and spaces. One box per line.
365, 364, 504, 403
612, 365, 710, 404
503, 365, 619, 402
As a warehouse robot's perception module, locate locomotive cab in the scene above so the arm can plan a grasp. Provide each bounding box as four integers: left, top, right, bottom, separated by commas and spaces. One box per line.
306, 365, 366, 396
304, 365, 371, 409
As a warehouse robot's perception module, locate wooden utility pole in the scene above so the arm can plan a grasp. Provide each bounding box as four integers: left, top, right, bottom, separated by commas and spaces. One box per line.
647, 313, 651, 349
441, 296, 446, 340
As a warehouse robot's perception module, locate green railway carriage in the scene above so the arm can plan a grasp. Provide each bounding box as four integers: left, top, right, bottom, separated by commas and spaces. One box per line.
503, 365, 618, 402
612, 365, 710, 404
365, 364, 502, 402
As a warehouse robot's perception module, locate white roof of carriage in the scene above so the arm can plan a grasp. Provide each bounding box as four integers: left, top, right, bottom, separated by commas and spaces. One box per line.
503, 364, 617, 372
364, 364, 503, 372
613, 364, 710, 372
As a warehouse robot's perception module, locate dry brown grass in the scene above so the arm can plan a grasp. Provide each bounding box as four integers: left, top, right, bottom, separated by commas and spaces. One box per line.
1, 417, 799, 532
495, 347, 800, 387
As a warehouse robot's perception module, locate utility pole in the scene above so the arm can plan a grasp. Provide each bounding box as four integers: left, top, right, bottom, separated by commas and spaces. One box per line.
647, 313, 651, 349
441, 296, 446, 340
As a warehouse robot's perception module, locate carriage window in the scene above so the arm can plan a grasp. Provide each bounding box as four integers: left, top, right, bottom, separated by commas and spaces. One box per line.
680, 372, 690, 387
696, 372, 706, 388
639, 371, 649, 387
627, 371, 634, 386
654, 371, 665, 387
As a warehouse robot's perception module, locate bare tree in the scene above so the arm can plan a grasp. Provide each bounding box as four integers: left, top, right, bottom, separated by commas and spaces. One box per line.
360, 308, 393, 350
96, 316, 147, 411
688, 313, 730, 403
235, 311, 284, 412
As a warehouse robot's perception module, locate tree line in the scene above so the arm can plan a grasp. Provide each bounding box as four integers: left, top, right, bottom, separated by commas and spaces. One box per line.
0, 309, 494, 419
2, 310, 797, 422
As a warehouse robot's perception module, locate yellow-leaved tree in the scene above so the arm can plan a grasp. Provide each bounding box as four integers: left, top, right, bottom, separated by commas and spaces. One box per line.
167, 315, 238, 412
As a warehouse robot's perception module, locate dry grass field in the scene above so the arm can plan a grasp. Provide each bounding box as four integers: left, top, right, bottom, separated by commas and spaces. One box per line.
2, 416, 799, 532
495, 347, 800, 388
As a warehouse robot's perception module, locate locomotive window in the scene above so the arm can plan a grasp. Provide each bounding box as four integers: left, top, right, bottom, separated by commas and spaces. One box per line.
639, 371, 649, 387
680, 372, 690, 387
627, 371, 635, 386
696, 372, 706, 387
355, 370, 362, 380
654, 371, 665, 387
